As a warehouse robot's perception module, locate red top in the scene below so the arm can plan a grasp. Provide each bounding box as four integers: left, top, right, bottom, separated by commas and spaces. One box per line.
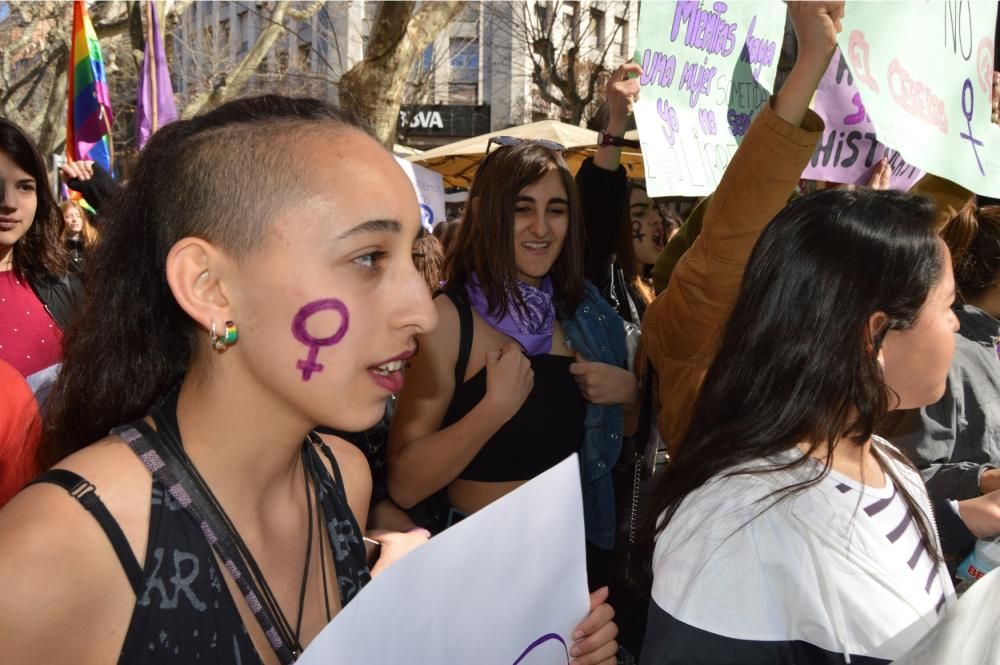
0, 270, 63, 380
0, 358, 41, 507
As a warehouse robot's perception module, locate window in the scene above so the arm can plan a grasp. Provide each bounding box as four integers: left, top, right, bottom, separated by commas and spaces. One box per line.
450, 37, 479, 84
449, 83, 477, 104
614, 17, 629, 58
591, 9, 605, 49
563, 1, 580, 42
535, 3, 550, 30
236, 10, 249, 56
298, 43, 312, 71
421, 45, 433, 71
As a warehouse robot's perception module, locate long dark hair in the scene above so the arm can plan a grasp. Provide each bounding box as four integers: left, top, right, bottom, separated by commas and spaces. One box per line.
0, 118, 69, 281
443, 142, 585, 317
941, 204, 1000, 302
40, 96, 368, 469
640, 189, 944, 576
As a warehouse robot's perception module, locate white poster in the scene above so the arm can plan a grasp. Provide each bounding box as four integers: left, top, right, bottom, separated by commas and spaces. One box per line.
633, 2, 787, 196
297, 455, 590, 665
892, 568, 1000, 664
396, 156, 447, 231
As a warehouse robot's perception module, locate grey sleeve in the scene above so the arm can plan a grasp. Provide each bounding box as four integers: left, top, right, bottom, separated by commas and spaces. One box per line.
886, 379, 991, 502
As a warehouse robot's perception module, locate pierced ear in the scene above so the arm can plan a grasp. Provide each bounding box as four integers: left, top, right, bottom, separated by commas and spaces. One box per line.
165, 237, 233, 333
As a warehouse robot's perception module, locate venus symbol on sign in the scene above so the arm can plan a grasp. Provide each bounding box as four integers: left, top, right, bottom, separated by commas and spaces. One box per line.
959, 78, 984, 176
292, 299, 350, 381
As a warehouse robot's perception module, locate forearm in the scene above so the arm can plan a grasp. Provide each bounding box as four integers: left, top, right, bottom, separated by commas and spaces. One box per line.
388, 400, 507, 508
924, 462, 997, 502
367, 499, 416, 532
592, 114, 628, 172
957, 494, 1000, 539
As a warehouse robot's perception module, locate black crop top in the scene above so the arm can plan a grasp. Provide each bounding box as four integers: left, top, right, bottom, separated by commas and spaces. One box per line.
438, 291, 586, 482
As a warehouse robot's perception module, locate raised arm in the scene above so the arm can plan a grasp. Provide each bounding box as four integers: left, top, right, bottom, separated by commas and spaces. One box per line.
577, 63, 641, 287
642, 2, 841, 452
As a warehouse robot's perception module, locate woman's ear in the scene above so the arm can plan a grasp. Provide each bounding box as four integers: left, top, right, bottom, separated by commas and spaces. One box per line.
866, 311, 890, 355
165, 237, 234, 334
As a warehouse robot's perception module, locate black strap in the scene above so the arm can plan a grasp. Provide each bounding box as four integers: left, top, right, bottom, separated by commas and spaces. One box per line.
28, 469, 144, 595
438, 290, 473, 386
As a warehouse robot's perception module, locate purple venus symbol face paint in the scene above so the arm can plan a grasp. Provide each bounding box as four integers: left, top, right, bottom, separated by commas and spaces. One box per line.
291, 299, 350, 381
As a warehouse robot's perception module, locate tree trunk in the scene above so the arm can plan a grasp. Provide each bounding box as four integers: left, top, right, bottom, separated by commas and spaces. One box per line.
339, 0, 463, 147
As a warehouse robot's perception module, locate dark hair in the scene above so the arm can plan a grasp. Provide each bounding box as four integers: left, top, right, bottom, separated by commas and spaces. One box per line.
941, 204, 1000, 302
618, 181, 661, 305
640, 189, 944, 578
0, 118, 70, 281
443, 142, 585, 317
40, 96, 369, 468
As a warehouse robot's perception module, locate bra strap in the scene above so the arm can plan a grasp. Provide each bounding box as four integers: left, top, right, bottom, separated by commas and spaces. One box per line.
27, 469, 144, 595
437, 290, 473, 386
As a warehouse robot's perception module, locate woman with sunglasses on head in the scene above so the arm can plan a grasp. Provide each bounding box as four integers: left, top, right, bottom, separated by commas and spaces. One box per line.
388, 135, 632, 647
0, 96, 617, 665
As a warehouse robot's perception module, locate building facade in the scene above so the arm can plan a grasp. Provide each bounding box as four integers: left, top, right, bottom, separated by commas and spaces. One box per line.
172, 1, 637, 149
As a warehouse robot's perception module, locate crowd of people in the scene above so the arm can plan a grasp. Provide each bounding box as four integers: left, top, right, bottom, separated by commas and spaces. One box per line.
0, 2, 998, 664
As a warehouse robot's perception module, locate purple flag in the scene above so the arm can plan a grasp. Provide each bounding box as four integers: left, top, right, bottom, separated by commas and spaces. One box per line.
136, 1, 177, 150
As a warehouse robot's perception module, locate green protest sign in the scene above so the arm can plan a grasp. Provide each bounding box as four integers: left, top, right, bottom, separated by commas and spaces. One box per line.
633, 2, 787, 196
837, 0, 999, 196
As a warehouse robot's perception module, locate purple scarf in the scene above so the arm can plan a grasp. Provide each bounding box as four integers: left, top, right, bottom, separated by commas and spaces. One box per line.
466, 274, 555, 356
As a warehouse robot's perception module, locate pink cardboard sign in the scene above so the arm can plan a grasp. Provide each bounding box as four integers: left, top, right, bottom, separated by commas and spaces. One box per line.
802, 48, 924, 190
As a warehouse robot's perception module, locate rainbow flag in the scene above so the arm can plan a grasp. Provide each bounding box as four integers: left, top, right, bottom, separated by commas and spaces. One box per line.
66, 0, 114, 174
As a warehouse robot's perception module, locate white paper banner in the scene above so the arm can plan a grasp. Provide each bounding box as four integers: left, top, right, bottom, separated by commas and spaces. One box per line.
633, 2, 787, 196
297, 455, 590, 665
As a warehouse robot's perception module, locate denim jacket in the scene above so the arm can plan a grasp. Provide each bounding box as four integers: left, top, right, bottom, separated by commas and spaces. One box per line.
561, 281, 627, 550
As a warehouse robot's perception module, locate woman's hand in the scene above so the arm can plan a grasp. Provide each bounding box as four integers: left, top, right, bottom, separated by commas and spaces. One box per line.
569, 587, 618, 665
866, 156, 892, 190
58, 160, 95, 183
570, 354, 638, 406
483, 342, 534, 423
367, 528, 431, 577
605, 62, 643, 135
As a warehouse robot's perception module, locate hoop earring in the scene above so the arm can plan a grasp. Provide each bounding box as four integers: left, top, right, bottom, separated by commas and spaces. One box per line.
210, 320, 238, 351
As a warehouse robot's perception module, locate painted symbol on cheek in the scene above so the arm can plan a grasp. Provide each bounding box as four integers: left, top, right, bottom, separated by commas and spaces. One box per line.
291, 299, 350, 381
632, 219, 645, 242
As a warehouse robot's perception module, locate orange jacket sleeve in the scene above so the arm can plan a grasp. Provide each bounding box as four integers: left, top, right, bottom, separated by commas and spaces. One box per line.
641, 99, 824, 454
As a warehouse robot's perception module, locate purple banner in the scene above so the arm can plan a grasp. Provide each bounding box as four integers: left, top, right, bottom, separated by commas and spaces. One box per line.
802, 48, 923, 191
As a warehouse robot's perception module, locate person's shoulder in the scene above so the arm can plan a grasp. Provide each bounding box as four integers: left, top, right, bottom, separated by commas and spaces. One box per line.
0, 433, 151, 661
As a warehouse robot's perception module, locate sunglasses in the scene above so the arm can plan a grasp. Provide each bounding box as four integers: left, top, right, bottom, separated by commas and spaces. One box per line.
485, 136, 565, 155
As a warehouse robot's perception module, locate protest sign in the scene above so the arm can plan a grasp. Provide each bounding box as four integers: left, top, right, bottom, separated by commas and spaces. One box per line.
396, 156, 447, 230
297, 455, 590, 665
891, 568, 1000, 664
803, 47, 924, 190
836, 0, 1000, 197
633, 2, 787, 197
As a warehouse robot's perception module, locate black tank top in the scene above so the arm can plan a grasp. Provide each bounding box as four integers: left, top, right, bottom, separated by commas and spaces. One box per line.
438, 291, 586, 482
31, 401, 369, 664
